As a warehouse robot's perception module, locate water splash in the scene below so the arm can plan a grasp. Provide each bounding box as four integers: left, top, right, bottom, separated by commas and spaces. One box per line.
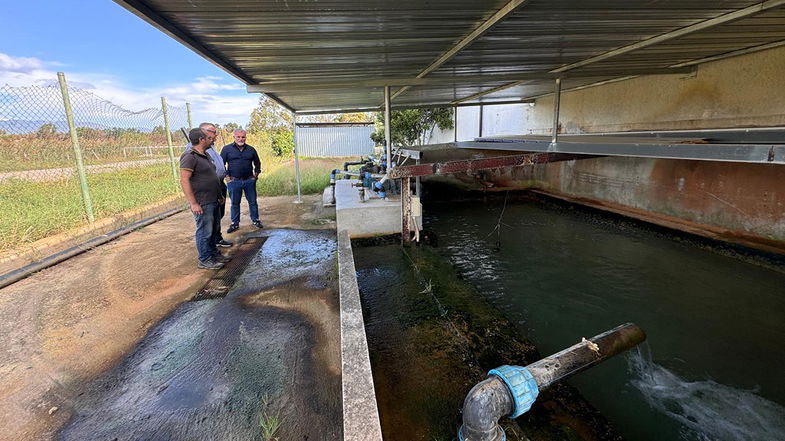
628, 347, 785, 441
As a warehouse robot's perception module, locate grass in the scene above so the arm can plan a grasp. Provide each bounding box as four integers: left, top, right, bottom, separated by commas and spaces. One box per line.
0, 153, 361, 253
259, 413, 282, 441
259, 394, 282, 441
0, 163, 179, 251
257, 157, 354, 196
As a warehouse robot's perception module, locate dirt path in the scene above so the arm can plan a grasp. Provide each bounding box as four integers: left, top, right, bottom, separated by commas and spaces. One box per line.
0, 194, 336, 441
0, 158, 169, 183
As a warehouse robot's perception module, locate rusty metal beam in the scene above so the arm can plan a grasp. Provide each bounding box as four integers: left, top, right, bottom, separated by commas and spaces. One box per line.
388, 153, 588, 179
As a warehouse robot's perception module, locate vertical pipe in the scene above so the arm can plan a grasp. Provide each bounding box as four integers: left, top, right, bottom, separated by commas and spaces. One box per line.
186, 102, 193, 129
479, 104, 484, 138
551, 78, 562, 144
384, 86, 392, 171
161, 97, 178, 184
415, 159, 421, 197
58, 72, 95, 224
292, 113, 302, 203
453, 106, 458, 142
401, 177, 411, 243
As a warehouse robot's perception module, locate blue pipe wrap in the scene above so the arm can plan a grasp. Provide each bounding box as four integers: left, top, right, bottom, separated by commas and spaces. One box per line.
488, 365, 539, 418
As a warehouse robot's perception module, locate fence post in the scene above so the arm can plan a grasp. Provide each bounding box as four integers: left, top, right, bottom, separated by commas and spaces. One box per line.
186, 102, 193, 129
57, 72, 95, 224
161, 97, 178, 185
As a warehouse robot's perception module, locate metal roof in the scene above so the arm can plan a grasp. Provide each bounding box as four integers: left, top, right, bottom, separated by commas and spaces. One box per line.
115, 0, 785, 113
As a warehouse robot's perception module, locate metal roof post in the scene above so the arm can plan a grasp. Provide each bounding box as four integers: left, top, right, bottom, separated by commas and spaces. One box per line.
479, 104, 484, 138
384, 86, 392, 169
454, 106, 458, 142
292, 112, 302, 204
551, 78, 562, 145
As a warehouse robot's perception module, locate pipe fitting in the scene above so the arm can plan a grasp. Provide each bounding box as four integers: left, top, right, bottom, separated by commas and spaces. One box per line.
487, 366, 539, 418
458, 323, 646, 441
458, 376, 513, 441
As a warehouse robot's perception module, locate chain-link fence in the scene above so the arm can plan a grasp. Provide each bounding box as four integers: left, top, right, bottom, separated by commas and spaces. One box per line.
0, 73, 191, 269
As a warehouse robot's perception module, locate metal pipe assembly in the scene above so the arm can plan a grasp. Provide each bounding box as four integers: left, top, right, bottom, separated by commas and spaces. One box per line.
458, 323, 646, 441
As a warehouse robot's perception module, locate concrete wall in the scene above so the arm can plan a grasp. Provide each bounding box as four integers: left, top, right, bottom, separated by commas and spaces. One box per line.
431, 46, 785, 250
525, 45, 785, 134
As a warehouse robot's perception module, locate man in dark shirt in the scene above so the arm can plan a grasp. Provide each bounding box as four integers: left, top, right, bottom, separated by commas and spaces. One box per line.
221, 129, 263, 233
180, 128, 232, 269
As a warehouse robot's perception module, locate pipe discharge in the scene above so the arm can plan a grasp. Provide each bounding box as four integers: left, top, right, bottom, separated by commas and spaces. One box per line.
459, 323, 646, 441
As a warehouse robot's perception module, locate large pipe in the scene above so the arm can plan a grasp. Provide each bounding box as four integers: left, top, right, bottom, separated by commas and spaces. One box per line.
459, 323, 646, 441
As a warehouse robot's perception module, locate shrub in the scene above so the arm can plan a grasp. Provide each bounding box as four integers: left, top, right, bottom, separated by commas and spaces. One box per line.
271, 130, 294, 157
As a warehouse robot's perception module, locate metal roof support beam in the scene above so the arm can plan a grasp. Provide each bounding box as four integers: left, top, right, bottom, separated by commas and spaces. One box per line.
114, 0, 295, 113
248, 67, 693, 93
390, 0, 532, 101
668, 40, 785, 68
455, 140, 785, 164
388, 153, 589, 179
550, 0, 785, 73
294, 99, 535, 116
450, 67, 690, 105
526, 76, 639, 101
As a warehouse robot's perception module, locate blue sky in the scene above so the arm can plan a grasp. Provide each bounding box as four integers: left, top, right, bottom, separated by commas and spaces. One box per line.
0, 0, 259, 125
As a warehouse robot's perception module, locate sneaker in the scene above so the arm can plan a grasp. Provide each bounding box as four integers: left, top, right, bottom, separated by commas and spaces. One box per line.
253, 220, 264, 229
227, 224, 239, 233
197, 259, 224, 270
212, 254, 231, 263
216, 239, 233, 247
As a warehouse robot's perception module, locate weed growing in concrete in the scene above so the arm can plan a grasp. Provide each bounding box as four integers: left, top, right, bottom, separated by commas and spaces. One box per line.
259, 413, 281, 441
259, 394, 282, 441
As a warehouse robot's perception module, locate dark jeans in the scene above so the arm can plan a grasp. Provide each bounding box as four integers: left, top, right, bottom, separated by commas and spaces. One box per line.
216, 181, 227, 241
227, 178, 259, 225
193, 202, 220, 262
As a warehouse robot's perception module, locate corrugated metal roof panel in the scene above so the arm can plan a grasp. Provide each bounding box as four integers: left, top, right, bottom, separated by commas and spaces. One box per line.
114, 0, 785, 112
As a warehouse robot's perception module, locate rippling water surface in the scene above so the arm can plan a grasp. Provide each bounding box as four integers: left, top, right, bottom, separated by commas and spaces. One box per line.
426, 198, 785, 441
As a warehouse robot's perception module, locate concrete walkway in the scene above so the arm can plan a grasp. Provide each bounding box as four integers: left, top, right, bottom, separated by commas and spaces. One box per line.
0, 194, 339, 440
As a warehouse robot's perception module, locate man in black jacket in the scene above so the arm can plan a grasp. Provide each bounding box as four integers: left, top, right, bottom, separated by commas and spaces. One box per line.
221, 129, 263, 233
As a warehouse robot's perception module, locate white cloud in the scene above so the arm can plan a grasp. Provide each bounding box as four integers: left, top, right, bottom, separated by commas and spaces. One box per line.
0, 53, 43, 73
0, 53, 258, 126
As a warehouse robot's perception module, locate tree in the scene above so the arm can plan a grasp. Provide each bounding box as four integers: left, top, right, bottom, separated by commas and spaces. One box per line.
370, 108, 453, 147
271, 130, 294, 157
223, 122, 243, 132
36, 123, 58, 138
334, 112, 374, 123
247, 95, 292, 135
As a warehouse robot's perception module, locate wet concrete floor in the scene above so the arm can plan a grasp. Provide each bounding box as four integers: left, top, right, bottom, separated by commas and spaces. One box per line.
57, 229, 342, 441
354, 241, 622, 441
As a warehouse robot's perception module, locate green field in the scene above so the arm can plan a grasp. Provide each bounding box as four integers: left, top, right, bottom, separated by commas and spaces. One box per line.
0, 157, 353, 252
